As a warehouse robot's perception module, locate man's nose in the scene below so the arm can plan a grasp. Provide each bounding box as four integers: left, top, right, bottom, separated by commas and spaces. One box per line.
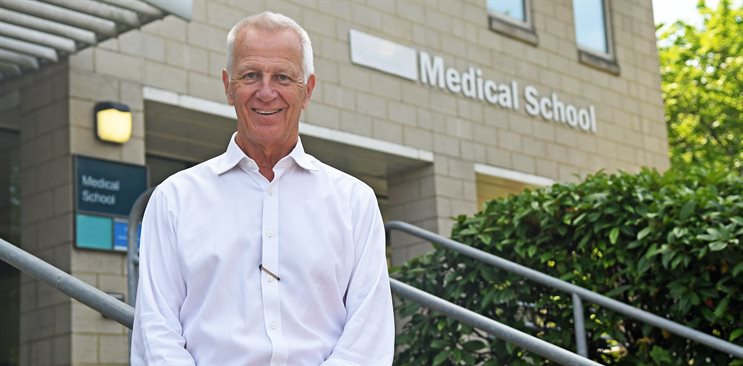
256, 79, 276, 102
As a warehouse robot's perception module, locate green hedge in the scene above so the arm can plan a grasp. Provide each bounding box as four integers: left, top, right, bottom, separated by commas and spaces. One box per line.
393, 168, 743, 365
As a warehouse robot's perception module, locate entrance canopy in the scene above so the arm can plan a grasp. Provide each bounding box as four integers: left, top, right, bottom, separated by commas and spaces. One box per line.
0, 0, 192, 80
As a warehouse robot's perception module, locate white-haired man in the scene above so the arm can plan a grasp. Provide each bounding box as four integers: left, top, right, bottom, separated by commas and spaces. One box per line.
131, 11, 395, 365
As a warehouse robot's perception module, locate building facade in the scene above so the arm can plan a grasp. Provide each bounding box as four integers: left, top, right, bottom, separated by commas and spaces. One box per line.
0, 0, 667, 364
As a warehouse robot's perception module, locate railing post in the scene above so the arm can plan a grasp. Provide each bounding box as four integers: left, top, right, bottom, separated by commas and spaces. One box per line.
572, 293, 588, 357
127, 187, 154, 308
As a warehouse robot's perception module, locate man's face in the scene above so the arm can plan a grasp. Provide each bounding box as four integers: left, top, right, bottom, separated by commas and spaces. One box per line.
222, 27, 315, 155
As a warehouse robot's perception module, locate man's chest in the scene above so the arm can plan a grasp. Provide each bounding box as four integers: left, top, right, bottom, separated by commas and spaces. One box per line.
174, 190, 356, 298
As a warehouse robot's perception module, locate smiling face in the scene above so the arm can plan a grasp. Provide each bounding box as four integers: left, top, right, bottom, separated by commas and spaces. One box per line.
222, 27, 315, 159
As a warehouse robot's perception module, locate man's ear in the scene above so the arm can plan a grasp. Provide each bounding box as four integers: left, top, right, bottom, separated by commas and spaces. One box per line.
222, 69, 234, 105
302, 74, 316, 109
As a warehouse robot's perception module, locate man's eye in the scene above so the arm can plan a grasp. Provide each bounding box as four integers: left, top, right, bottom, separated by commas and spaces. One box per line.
243, 72, 258, 80
277, 74, 291, 82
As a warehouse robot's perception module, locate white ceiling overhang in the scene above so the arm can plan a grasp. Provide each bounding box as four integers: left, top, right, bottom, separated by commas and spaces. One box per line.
0, 0, 192, 80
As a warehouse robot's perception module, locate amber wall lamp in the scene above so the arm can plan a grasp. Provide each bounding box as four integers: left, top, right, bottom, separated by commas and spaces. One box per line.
94, 102, 132, 144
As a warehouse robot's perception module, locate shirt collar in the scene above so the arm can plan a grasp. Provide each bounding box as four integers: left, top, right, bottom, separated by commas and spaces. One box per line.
287, 137, 319, 172
213, 133, 318, 175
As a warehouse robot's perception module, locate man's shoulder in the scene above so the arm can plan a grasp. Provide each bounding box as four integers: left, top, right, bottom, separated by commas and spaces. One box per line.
311, 156, 376, 197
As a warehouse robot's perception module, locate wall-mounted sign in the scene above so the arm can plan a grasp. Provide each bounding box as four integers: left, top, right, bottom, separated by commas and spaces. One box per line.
74, 155, 147, 251
349, 29, 597, 133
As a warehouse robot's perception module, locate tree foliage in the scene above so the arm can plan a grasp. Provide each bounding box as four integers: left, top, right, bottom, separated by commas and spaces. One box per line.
658, 0, 743, 173
393, 168, 743, 365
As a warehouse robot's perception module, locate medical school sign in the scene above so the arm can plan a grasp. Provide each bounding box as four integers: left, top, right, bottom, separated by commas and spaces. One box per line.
349, 29, 597, 133
74, 155, 147, 252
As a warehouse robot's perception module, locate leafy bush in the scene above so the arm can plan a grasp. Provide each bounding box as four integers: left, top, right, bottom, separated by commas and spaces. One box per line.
393, 168, 743, 365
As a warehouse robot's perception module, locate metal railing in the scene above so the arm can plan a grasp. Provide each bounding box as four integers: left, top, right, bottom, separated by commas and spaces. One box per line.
390, 278, 601, 365
385, 220, 743, 359
0, 237, 134, 328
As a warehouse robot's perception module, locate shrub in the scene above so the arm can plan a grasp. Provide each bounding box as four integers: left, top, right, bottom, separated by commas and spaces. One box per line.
393, 168, 743, 365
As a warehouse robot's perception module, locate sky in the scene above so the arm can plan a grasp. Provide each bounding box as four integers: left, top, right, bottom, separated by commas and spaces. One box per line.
652, 0, 712, 26
652, 0, 741, 26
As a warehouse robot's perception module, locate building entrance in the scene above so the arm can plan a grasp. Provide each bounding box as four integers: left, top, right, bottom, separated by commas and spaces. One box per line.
0, 129, 20, 366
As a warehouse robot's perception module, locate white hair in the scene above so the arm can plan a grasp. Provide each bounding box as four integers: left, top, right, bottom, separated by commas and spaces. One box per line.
225, 11, 314, 83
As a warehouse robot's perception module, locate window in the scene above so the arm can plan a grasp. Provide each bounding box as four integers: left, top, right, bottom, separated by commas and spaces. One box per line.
476, 174, 537, 208
146, 154, 195, 187
573, 0, 608, 53
486, 0, 538, 45
572, 0, 620, 74
488, 0, 527, 23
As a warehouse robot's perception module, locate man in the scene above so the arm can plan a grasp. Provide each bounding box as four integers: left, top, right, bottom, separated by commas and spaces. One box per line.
131, 11, 395, 365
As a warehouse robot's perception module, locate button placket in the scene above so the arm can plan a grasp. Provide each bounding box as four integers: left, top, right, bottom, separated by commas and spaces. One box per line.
260, 180, 287, 365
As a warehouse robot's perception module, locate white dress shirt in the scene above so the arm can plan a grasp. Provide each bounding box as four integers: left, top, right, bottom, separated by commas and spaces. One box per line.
131, 134, 394, 365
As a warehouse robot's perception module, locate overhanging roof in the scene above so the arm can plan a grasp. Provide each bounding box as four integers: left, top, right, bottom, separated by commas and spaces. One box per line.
0, 0, 192, 80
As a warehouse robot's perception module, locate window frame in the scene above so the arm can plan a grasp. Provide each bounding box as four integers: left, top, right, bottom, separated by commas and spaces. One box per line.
487, 0, 538, 46
573, 0, 620, 75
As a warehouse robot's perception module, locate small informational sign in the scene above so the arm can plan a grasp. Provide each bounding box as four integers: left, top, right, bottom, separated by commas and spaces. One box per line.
76, 155, 147, 216
74, 155, 147, 252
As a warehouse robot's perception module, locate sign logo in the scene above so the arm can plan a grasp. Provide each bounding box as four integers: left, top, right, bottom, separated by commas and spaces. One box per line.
349, 29, 597, 133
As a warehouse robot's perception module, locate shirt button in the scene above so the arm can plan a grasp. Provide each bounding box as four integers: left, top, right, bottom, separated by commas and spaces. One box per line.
270, 322, 277, 330
267, 275, 273, 283
267, 230, 273, 238
267, 187, 273, 196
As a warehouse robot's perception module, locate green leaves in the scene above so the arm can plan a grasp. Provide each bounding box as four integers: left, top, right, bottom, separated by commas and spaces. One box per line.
659, 0, 743, 173
393, 168, 743, 365
432, 351, 448, 365
637, 226, 653, 241
697, 224, 741, 251
679, 200, 697, 220
650, 346, 673, 364
609, 227, 620, 244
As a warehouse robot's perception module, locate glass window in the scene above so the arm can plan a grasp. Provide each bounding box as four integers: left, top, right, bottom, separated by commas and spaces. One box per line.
486, 0, 537, 45
573, 0, 609, 54
476, 174, 537, 209
487, 0, 526, 23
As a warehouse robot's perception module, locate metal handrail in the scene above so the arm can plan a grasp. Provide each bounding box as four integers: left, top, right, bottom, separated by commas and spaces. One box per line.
0, 237, 134, 328
391, 278, 602, 366
385, 220, 743, 359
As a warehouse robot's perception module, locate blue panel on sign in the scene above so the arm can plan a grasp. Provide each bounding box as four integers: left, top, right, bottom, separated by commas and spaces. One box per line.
113, 220, 128, 251
76, 214, 112, 250
113, 219, 142, 251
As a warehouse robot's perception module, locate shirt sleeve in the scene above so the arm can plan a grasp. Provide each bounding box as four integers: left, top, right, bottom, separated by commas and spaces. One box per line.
322, 186, 395, 366
131, 187, 196, 365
